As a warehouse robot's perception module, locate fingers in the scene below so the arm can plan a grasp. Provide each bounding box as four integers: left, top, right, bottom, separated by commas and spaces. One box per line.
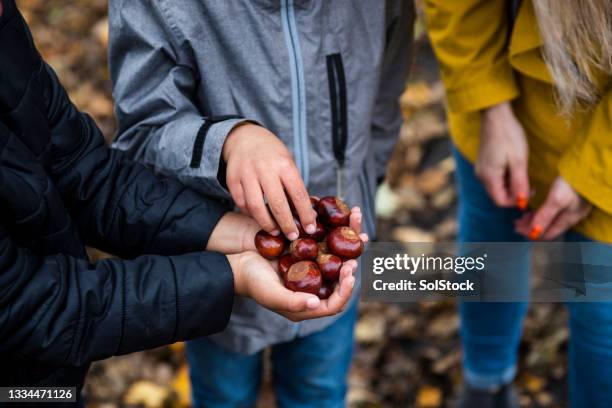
282, 170, 317, 236
260, 174, 300, 240
514, 212, 534, 236
349, 207, 362, 234
242, 177, 279, 235
349, 207, 369, 242
269, 286, 321, 313
541, 203, 591, 240
279, 260, 357, 322
284, 275, 356, 321
323, 274, 356, 314
509, 160, 530, 209
339, 259, 358, 281
528, 187, 566, 240
541, 211, 575, 241
229, 180, 249, 215
477, 165, 512, 207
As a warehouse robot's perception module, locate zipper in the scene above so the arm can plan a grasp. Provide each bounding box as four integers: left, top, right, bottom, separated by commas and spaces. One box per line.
280, 0, 309, 185
326, 53, 348, 198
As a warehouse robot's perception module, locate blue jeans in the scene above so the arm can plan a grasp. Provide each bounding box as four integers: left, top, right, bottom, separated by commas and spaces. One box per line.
186, 302, 357, 408
454, 149, 612, 407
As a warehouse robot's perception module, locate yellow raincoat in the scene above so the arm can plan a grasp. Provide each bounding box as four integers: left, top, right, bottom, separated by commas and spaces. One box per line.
424, 0, 612, 242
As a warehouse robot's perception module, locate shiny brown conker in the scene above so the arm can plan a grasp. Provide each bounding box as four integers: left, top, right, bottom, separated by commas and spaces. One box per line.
317, 282, 334, 299
326, 226, 364, 260
316, 253, 342, 282
285, 261, 322, 295
289, 238, 318, 261
254, 230, 287, 260
306, 221, 327, 241
278, 253, 294, 279
315, 196, 350, 227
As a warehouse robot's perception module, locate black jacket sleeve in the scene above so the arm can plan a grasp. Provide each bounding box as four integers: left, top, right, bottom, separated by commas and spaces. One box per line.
44, 53, 231, 259
0, 224, 234, 367
0, 0, 231, 258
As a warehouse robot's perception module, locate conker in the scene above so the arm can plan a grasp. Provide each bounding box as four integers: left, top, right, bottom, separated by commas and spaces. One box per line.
285, 261, 322, 295
278, 253, 294, 279
315, 196, 350, 227
326, 226, 364, 260
316, 253, 342, 282
317, 241, 330, 255
290, 238, 318, 261
306, 221, 327, 241
255, 230, 287, 259
317, 283, 334, 299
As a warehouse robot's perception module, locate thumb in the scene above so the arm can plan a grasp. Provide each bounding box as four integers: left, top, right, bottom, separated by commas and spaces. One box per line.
261, 286, 320, 313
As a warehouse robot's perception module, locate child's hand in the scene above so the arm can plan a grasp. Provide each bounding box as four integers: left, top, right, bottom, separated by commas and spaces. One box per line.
514, 176, 591, 240
223, 123, 317, 241
227, 252, 357, 321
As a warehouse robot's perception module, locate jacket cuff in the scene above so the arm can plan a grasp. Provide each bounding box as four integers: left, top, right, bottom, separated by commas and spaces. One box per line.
558, 145, 612, 216
192, 117, 257, 198
173, 251, 235, 339
445, 60, 520, 113
119, 252, 234, 353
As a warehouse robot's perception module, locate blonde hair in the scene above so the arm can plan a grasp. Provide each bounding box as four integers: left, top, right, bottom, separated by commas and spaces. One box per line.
532, 0, 612, 114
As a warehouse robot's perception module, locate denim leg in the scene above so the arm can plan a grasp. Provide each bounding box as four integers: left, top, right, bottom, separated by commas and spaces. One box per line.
270, 302, 358, 408
565, 231, 612, 407
186, 338, 262, 408
453, 148, 529, 389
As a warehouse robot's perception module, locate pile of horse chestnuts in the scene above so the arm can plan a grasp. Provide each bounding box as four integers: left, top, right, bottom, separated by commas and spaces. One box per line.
254, 196, 364, 299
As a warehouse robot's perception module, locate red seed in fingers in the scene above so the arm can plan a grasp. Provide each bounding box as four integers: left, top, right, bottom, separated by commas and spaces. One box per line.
306, 221, 327, 241
316, 253, 342, 282
315, 196, 350, 227
327, 226, 364, 260
290, 238, 318, 261
317, 282, 335, 299
278, 253, 294, 279
285, 261, 322, 295
254, 230, 287, 259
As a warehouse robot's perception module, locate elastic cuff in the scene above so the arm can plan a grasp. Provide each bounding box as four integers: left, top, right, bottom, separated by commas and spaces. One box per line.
174, 251, 235, 340
197, 117, 258, 196
464, 365, 517, 391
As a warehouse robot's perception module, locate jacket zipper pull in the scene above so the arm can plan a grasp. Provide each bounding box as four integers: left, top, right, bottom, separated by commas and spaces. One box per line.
336, 163, 346, 200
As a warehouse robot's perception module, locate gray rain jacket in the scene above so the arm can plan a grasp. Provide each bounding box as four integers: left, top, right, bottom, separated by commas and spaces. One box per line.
109, 0, 414, 354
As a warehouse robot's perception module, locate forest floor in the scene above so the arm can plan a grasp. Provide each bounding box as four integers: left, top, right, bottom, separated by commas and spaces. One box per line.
21, 1, 569, 407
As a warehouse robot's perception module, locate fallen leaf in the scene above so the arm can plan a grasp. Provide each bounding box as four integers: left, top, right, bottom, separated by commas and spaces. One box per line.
415, 385, 442, 407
